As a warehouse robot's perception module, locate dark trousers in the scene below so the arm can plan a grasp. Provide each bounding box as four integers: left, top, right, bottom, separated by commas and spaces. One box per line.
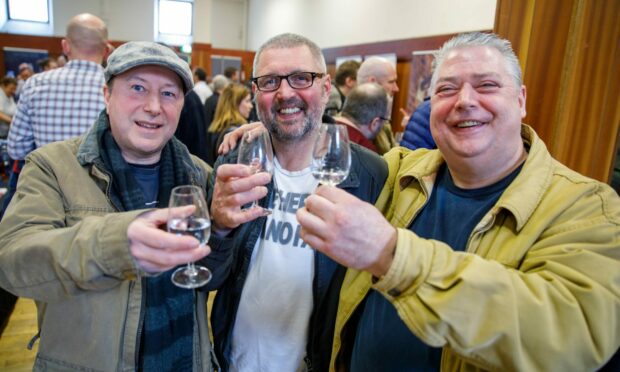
0, 160, 23, 336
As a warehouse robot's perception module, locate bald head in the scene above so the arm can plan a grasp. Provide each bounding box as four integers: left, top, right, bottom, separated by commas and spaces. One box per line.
357, 57, 399, 96
64, 13, 108, 62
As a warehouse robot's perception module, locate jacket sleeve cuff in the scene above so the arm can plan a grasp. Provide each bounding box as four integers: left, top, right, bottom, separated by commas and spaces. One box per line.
372, 228, 432, 298
95, 209, 148, 280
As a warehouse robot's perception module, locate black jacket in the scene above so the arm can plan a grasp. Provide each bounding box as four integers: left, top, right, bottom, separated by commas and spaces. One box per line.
208, 143, 388, 371
175, 90, 210, 163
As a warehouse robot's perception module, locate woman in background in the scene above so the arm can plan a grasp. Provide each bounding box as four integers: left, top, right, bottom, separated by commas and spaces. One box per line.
206, 84, 253, 165
0, 77, 17, 139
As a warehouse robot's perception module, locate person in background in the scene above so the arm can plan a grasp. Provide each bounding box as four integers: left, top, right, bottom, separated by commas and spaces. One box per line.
7, 13, 109, 162
224, 66, 240, 83
206, 84, 253, 166
0, 13, 110, 336
333, 82, 388, 153
175, 88, 210, 163
193, 66, 213, 104
0, 77, 17, 139
326, 59, 361, 115
0, 41, 227, 371
204, 74, 231, 130
37, 57, 59, 71
399, 97, 435, 150
357, 56, 407, 154
14, 63, 34, 100
296, 31, 620, 371
56, 54, 68, 67
208, 33, 387, 372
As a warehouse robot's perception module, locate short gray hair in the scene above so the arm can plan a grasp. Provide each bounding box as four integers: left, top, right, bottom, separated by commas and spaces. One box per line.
341, 83, 388, 126
212, 74, 230, 92
253, 33, 326, 75
430, 32, 522, 92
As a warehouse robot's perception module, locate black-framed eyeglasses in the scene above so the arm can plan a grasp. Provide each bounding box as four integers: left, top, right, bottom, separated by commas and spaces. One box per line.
252, 72, 325, 92
378, 116, 391, 123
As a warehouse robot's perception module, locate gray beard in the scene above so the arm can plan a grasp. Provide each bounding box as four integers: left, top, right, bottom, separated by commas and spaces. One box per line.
258, 105, 324, 144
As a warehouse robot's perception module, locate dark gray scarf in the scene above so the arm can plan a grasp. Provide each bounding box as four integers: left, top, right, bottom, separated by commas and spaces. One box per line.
94, 112, 195, 371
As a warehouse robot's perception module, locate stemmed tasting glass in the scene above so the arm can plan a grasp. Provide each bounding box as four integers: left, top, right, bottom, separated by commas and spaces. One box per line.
168, 185, 212, 289
237, 128, 274, 213
311, 123, 351, 186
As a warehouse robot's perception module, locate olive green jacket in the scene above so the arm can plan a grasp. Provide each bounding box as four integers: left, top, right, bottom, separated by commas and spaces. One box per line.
0, 128, 215, 371
331, 125, 620, 371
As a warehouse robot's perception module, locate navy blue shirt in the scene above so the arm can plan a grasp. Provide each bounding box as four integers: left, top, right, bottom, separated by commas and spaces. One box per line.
128, 162, 160, 208
350, 163, 523, 371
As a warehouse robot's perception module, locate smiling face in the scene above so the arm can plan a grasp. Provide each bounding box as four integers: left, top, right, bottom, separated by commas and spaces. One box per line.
104, 65, 184, 164
253, 45, 331, 144
430, 45, 526, 177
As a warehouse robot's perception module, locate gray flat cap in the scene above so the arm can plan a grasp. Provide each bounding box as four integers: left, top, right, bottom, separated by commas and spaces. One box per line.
104, 41, 193, 92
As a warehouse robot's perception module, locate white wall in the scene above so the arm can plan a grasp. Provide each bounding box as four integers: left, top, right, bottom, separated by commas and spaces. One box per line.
4, 0, 496, 50
54, 0, 157, 42
209, 0, 247, 49
53, 0, 100, 36
6, 0, 216, 45
53, 0, 214, 44
194, 0, 213, 44
247, 0, 497, 50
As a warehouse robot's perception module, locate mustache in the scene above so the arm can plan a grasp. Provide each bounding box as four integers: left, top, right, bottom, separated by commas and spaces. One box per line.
273, 98, 307, 111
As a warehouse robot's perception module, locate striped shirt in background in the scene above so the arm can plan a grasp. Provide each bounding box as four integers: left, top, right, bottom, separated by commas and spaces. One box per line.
7, 60, 105, 160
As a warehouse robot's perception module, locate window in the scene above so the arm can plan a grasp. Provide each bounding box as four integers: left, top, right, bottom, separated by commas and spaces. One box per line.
156, 0, 193, 46
1, 0, 53, 35
211, 55, 241, 78
7, 0, 49, 23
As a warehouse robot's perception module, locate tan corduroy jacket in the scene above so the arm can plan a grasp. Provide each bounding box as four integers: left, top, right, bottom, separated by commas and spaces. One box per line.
331, 125, 620, 371
0, 127, 216, 371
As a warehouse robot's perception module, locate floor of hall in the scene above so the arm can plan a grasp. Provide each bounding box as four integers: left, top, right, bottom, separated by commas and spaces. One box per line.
0, 298, 38, 371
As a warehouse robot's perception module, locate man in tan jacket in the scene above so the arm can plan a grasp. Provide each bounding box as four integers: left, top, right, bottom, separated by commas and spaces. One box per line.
297, 32, 620, 371
0, 41, 225, 371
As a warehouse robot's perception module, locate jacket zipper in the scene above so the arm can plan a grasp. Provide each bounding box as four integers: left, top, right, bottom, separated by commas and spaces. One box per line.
134, 277, 146, 369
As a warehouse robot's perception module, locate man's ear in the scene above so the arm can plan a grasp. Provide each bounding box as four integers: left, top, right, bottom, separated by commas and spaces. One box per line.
323, 74, 332, 96
369, 117, 382, 133
518, 85, 527, 118
345, 76, 356, 89
61, 39, 71, 56
103, 84, 111, 114
320, 74, 332, 105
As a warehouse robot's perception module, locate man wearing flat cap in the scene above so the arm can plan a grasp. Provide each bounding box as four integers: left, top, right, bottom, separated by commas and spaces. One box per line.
0, 41, 228, 371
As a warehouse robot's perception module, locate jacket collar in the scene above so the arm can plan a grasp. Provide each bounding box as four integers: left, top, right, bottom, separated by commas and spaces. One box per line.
393, 125, 553, 232
338, 143, 364, 190
76, 109, 108, 166
493, 125, 554, 231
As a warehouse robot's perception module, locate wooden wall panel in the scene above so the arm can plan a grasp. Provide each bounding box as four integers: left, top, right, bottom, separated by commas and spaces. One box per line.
521, 0, 574, 144
191, 43, 255, 83
554, 0, 620, 182
495, 0, 620, 183
191, 42, 213, 78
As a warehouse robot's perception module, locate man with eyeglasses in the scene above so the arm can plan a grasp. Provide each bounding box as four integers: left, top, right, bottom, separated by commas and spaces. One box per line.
207, 33, 387, 372
333, 82, 390, 153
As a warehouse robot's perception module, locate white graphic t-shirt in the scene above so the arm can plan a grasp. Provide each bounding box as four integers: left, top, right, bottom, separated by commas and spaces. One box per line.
230, 159, 319, 372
